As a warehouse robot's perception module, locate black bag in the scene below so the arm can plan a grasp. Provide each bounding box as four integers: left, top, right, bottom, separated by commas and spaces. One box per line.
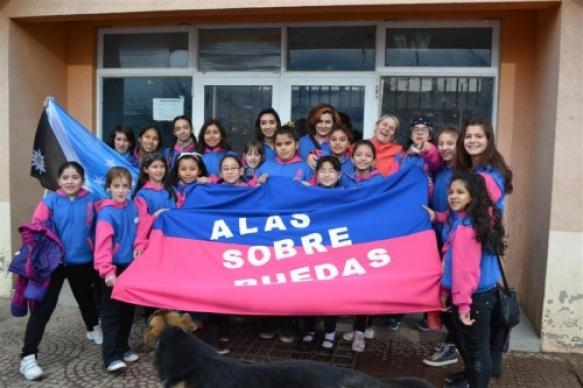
494, 255, 520, 328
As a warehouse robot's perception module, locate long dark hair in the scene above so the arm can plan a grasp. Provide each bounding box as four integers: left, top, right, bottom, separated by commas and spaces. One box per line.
451, 170, 507, 256
254, 108, 281, 142
456, 117, 513, 194
171, 115, 197, 146
106, 124, 135, 151
195, 119, 230, 153
170, 153, 208, 186
137, 125, 163, 152
132, 152, 176, 200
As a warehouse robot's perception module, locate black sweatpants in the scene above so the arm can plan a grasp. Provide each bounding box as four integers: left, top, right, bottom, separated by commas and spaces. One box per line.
100, 265, 135, 366
21, 263, 99, 358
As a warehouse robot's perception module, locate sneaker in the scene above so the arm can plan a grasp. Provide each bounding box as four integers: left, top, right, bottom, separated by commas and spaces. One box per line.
445, 370, 467, 384
259, 329, 278, 340
423, 343, 458, 367
122, 351, 139, 363
321, 332, 336, 351
20, 355, 43, 381
216, 346, 230, 355
364, 327, 375, 339
417, 318, 430, 332
106, 360, 127, 373
387, 318, 401, 331
351, 331, 366, 353
86, 324, 103, 345
278, 331, 295, 343
342, 331, 354, 342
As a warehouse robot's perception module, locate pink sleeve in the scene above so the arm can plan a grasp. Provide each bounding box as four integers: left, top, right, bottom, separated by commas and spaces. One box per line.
133, 196, 154, 252
94, 220, 116, 278
421, 143, 442, 174
451, 225, 482, 315
209, 175, 220, 184
176, 192, 185, 208
32, 201, 51, 224
434, 210, 449, 224
245, 176, 259, 187
479, 172, 502, 205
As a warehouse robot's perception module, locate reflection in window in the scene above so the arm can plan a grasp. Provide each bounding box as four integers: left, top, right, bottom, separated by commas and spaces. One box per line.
102, 77, 192, 147
291, 85, 365, 138
204, 85, 272, 153
199, 29, 281, 71
103, 33, 189, 68
386, 28, 492, 67
287, 26, 376, 71
381, 76, 494, 143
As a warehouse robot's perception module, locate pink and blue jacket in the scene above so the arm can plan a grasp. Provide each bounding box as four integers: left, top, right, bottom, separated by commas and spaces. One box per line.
342, 168, 385, 188
201, 147, 238, 176
299, 135, 330, 161
163, 141, 196, 171
32, 189, 98, 265
475, 165, 506, 214
94, 199, 139, 278
262, 142, 277, 162
134, 181, 177, 251
438, 211, 501, 315
257, 155, 313, 181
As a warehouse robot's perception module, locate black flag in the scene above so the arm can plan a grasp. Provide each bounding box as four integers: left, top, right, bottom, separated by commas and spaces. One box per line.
30, 110, 67, 191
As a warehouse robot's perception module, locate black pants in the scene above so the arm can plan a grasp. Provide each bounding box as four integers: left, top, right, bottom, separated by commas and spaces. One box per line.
100, 265, 135, 366
303, 316, 337, 334
21, 263, 99, 358
354, 315, 372, 332
451, 288, 497, 388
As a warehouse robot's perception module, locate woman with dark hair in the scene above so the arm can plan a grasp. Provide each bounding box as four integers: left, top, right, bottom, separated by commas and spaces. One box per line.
195, 119, 237, 177
106, 125, 139, 168
135, 125, 163, 168
254, 108, 281, 162
163, 115, 197, 170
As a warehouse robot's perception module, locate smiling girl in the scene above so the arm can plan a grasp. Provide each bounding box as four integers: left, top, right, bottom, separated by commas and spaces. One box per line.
254, 108, 281, 162
163, 115, 197, 170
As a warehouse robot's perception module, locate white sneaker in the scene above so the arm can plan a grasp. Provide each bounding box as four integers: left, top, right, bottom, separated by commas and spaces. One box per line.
20, 354, 43, 381
106, 360, 127, 373
352, 331, 366, 353
86, 324, 103, 345
343, 328, 375, 342
122, 351, 139, 363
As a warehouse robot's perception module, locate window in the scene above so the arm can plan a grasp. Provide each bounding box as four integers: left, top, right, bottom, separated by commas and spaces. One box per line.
287, 26, 376, 71
385, 28, 492, 67
103, 33, 189, 68
198, 28, 281, 71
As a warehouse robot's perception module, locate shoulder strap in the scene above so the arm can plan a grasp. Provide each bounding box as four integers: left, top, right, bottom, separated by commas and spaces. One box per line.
308, 135, 322, 150
496, 254, 511, 291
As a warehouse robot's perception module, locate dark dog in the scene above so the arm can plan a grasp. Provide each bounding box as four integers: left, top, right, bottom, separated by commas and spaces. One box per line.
155, 324, 434, 388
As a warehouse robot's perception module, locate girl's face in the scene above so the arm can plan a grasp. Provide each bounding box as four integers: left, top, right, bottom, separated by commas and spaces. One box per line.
438, 132, 458, 164
58, 167, 84, 197
259, 114, 277, 141
316, 161, 340, 188
178, 158, 200, 184
464, 125, 488, 159
109, 176, 131, 204
220, 158, 242, 185
139, 128, 160, 153
448, 179, 472, 212
204, 124, 222, 148
329, 130, 350, 157
315, 112, 334, 139
113, 132, 131, 154
173, 119, 192, 143
374, 117, 398, 144
144, 160, 166, 185
275, 133, 298, 162
245, 147, 262, 169
352, 145, 375, 172
410, 124, 431, 146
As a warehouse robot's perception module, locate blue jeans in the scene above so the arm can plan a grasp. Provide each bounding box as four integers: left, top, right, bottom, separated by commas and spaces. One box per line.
451, 288, 497, 388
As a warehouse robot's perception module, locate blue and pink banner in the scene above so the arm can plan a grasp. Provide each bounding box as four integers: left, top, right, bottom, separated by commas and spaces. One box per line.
113, 169, 442, 315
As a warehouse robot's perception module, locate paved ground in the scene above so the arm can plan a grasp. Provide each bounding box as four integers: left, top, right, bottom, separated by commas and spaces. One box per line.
0, 298, 581, 387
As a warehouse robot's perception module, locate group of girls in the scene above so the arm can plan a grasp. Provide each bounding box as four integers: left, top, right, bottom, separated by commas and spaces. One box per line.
19, 102, 512, 388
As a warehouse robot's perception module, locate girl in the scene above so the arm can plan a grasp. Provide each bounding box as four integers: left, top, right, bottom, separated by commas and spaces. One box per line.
299, 156, 342, 351
257, 126, 313, 182
171, 153, 210, 207
135, 125, 162, 167
106, 124, 139, 168
400, 116, 441, 175
242, 140, 266, 183
163, 115, 197, 170
94, 167, 140, 373
219, 155, 266, 186
425, 171, 506, 388
132, 152, 176, 256
254, 108, 281, 162
195, 119, 237, 177
370, 114, 403, 176
456, 117, 513, 213
299, 104, 341, 167
343, 140, 384, 187
19, 162, 101, 381
329, 126, 354, 187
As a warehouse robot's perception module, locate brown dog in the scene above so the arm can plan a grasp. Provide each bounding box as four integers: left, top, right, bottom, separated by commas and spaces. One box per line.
144, 310, 198, 351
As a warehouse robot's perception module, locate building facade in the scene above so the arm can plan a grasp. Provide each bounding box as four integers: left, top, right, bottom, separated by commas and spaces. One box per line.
0, 0, 581, 353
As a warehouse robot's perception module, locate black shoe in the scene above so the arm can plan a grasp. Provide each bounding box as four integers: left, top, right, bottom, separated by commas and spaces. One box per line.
445, 379, 469, 388
445, 370, 467, 384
